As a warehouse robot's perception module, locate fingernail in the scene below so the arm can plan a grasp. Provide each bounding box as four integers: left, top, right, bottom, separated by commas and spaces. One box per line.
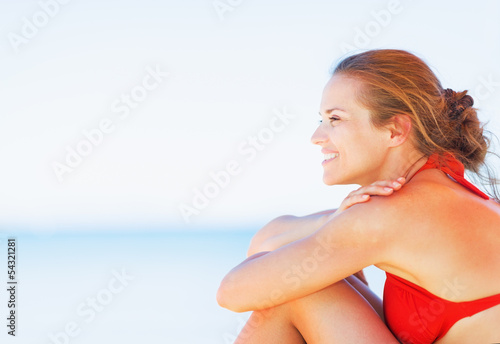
362, 195, 369, 199
393, 182, 401, 187
384, 187, 393, 192
397, 177, 405, 182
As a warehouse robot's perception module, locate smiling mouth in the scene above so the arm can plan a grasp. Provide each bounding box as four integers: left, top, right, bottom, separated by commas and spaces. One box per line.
322, 153, 339, 164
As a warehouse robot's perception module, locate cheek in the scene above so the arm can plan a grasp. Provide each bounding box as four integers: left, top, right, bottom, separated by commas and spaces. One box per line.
334, 126, 372, 150
340, 128, 385, 164
354, 124, 384, 146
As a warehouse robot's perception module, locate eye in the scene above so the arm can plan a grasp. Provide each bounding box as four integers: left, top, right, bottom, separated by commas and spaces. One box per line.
318, 116, 340, 124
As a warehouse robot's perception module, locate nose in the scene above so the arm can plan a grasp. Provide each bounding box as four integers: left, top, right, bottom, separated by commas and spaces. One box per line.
310, 124, 327, 146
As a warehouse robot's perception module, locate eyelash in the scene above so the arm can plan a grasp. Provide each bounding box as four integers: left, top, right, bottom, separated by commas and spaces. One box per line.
319, 117, 339, 124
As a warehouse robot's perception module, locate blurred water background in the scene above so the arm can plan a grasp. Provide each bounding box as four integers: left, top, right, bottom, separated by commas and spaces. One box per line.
0, 230, 385, 343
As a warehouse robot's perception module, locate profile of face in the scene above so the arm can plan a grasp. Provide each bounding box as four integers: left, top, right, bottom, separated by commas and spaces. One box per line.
311, 74, 394, 186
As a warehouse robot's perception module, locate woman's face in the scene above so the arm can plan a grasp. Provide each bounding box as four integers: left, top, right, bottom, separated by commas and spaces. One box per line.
311, 74, 391, 186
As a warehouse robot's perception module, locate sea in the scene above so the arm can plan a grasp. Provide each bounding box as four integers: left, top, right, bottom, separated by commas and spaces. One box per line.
0, 230, 386, 344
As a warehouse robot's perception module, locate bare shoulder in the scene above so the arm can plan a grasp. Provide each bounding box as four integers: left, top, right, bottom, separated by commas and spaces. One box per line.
400, 171, 500, 222
321, 183, 430, 253
370, 172, 492, 219
339, 178, 446, 230
322, 174, 499, 260
329, 176, 462, 250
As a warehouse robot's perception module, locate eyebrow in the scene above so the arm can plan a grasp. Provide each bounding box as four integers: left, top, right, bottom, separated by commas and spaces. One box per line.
318, 108, 347, 116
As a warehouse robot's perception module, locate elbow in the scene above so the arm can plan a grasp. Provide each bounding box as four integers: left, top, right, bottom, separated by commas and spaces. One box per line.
215, 284, 234, 311
216, 280, 229, 309
216, 278, 247, 313
217, 251, 271, 312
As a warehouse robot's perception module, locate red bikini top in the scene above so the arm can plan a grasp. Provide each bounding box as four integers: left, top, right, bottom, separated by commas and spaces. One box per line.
383, 152, 497, 344
413, 152, 489, 200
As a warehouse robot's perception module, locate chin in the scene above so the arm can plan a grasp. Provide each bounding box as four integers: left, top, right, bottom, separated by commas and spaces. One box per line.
322, 175, 342, 186
323, 172, 356, 186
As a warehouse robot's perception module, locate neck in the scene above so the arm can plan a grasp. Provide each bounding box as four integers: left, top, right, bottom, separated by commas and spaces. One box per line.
369, 149, 428, 186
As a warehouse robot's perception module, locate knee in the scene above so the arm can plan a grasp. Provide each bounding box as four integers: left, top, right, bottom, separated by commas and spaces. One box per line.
247, 215, 296, 256
246, 299, 293, 327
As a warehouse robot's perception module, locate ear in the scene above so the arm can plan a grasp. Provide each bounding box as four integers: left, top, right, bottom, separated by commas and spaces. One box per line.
385, 114, 412, 147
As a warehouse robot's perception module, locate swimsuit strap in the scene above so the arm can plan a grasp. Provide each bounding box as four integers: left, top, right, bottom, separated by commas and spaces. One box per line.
415, 152, 489, 200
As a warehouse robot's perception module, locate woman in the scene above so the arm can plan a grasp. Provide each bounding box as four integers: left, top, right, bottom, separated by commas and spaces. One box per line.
217, 49, 500, 343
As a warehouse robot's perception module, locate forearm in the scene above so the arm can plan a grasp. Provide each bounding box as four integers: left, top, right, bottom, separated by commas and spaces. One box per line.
247, 210, 336, 257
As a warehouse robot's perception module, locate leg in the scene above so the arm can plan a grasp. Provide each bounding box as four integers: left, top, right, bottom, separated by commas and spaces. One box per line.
235, 279, 398, 344
345, 274, 385, 320
234, 303, 306, 344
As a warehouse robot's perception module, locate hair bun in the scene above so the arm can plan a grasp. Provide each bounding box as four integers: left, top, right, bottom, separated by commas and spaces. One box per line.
444, 88, 474, 120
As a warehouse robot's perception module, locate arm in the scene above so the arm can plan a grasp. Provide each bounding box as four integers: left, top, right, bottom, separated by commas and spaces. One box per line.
246, 178, 405, 257
246, 210, 336, 257
217, 197, 397, 313
247, 211, 368, 285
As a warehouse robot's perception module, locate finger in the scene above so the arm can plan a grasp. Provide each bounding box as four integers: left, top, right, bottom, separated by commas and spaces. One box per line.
339, 194, 371, 211
368, 180, 396, 187
350, 184, 396, 197
361, 178, 406, 193
368, 178, 405, 190
341, 177, 406, 210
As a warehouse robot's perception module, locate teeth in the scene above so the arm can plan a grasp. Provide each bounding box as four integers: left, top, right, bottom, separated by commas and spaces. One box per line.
324, 153, 339, 160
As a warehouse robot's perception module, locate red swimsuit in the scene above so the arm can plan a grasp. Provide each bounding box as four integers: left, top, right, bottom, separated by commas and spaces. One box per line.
383, 152, 500, 344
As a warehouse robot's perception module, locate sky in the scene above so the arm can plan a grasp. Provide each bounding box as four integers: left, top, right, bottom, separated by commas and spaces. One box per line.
0, 0, 499, 232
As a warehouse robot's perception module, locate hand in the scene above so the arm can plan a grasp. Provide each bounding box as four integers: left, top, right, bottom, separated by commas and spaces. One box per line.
328, 177, 406, 221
